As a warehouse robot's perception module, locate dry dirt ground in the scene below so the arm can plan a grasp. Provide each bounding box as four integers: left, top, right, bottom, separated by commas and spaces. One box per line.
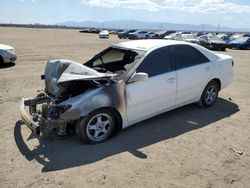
0, 27, 250, 188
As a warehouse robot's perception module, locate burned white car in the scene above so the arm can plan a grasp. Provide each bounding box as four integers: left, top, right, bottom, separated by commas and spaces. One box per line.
20, 40, 233, 144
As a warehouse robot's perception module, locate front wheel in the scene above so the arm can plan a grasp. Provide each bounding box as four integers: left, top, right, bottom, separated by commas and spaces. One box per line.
75, 109, 116, 144
198, 80, 219, 107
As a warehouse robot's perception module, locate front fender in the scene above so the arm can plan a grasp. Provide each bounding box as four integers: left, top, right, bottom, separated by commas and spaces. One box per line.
59, 82, 125, 121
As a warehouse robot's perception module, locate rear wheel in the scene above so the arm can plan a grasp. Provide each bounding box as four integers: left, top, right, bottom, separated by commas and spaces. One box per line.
0, 56, 4, 65
198, 80, 219, 107
75, 109, 116, 144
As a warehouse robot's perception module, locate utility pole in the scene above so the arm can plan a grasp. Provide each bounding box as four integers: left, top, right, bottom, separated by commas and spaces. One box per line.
217, 22, 220, 32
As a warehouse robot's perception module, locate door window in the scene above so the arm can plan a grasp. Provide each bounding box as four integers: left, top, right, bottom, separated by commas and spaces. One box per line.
173, 45, 209, 69
137, 47, 172, 77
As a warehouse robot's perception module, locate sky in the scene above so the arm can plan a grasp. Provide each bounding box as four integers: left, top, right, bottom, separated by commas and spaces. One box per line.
0, 0, 250, 29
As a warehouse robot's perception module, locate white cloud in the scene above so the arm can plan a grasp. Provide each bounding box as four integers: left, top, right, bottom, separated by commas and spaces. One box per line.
82, 0, 161, 11
82, 0, 250, 13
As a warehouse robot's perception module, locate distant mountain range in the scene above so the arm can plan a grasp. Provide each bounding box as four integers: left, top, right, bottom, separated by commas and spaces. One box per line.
57, 20, 250, 32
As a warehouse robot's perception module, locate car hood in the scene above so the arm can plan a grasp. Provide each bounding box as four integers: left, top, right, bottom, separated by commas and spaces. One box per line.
44, 59, 115, 97
229, 40, 245, 44
210, 40, 226, 44
164, 36, 173, 39
185, 38, 199, 43
0, 44, 14, 50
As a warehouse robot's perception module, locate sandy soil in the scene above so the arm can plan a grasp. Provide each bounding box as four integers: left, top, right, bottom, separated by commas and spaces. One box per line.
0, 27, 250, 188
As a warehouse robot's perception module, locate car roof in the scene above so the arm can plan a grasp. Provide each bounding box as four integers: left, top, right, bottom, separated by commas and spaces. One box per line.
113, 39, 220, 62
113, 39, 193, 51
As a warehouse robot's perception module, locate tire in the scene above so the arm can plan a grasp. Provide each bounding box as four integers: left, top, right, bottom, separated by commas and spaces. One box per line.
198, 80, 219, 107
0, 56, 4, 65
75, 109, 116, 144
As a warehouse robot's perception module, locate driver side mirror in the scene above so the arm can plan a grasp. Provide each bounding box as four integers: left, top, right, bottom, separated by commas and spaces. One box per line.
128, 72, 148, 83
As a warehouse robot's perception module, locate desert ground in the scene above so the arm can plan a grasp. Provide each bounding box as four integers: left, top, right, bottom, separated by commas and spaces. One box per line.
0, 27, 250, 188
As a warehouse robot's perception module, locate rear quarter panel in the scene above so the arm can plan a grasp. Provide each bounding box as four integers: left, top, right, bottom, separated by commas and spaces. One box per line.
212, 53, 233, 90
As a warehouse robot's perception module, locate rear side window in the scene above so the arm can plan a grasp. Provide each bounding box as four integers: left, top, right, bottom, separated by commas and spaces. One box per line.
173, 45, 209, 69
137, 47, 172, 77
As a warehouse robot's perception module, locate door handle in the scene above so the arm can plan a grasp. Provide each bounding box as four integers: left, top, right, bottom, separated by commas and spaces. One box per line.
167, 78, 176, 83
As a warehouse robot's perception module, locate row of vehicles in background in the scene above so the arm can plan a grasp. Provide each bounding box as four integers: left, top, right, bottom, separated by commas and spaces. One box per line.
117, 29, 250, 50
80, 27, 250, 50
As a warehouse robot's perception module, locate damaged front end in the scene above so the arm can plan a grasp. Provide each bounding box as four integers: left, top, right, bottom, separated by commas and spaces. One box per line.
20, 93, 71, 136
19, 59, 115, 136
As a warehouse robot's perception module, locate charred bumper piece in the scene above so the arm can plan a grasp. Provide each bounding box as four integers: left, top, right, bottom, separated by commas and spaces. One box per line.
19, 92, 71, 135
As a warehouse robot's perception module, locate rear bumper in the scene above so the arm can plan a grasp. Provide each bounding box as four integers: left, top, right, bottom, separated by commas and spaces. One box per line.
128, 35, 136, 39
19, 98, 40, 134
99, 34, 109, 38
211, 43, 226, 49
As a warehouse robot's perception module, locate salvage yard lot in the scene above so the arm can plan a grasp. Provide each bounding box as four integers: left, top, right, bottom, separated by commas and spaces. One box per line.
0, 27, 250, 188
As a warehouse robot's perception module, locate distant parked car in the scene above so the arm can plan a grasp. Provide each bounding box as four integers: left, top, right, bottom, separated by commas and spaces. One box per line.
164, 32, 182, 41
99, 30, 109, 39
128, 30, 150, 39
89, 28, 100, 34
0, 44, 17, 64
181, 34, 199, 44
147, 32, 156, 39
79, 29, 90, 33
228, 37, 250, 49
154, 30, 176, 39
217, 34, 232, 44
109, 30, 118, 35
230, 33, 250, 41
118, 30, 137, 39
198, 35, 226, 51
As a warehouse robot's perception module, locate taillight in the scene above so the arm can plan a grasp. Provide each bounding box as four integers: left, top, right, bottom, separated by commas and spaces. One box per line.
232, 60, 234, 67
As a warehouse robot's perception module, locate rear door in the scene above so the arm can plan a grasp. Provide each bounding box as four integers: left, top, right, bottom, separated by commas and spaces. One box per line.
172, 45, 213, 106
126, 47, 176, 124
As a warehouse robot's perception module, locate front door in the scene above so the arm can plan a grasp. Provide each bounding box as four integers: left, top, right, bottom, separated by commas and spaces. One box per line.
125, 47, 177, 125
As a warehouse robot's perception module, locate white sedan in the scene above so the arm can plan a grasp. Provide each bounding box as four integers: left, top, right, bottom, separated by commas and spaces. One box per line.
20, 40, 233, 144
99, 30, 109, 39
0, 44, 17, 64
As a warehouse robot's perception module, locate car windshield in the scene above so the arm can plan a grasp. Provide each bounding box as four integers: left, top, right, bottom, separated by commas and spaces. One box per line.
84, 47, 145, 79
209, 36, 222, 41
182, 34, 196, 39
234, 37, 249, 42
167, 33, 176, 37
